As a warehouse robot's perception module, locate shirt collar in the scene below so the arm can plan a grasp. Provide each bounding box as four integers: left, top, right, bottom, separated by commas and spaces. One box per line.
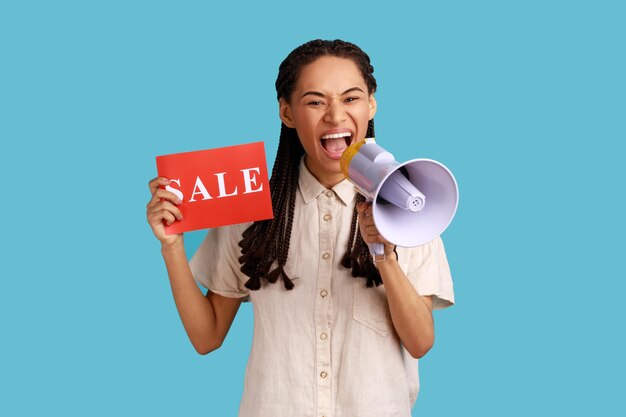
298, 158, 357, 206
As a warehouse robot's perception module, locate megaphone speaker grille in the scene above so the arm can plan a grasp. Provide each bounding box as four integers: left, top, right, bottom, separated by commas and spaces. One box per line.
373, 159, 458, 247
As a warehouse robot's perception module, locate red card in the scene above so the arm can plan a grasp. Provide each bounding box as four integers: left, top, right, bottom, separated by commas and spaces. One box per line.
156, 142, 273, 234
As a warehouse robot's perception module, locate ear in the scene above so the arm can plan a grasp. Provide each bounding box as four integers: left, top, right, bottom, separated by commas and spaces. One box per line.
279, 98, 296, 128
368, 95, 377, 120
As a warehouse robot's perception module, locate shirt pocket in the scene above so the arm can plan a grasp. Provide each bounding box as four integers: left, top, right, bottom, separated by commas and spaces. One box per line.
352, 262, 409, 336
352, 279, 394, 337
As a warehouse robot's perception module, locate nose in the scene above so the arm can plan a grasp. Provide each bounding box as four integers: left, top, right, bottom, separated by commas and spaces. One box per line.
323, 101, 347, 125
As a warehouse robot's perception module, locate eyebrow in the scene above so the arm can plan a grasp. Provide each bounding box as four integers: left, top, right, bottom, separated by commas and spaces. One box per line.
300, 87, 365, 99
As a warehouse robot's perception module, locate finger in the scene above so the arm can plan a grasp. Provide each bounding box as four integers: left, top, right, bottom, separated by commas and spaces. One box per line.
147, 188, 182, 210
360, 230, 387, 245
148, 177, 170, 194
360, 232, 384, 245
366, 231, 391, 245
148, 208, 177, 227
372, 235, 388, 244
356, 201, 371, 214
360, 211, 374, 224
154, 188, 182, 204
362, 224, 380, 235
147, 200, 183, 223
358, 221, 374, 241
361, 229, 381, 243
155, 200, 184, 221
359, 216, 377, 232
162, 210, 177, 226
361, 208, 374, 219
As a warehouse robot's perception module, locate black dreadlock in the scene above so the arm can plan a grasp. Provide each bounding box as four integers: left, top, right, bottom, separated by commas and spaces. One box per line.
239, 39, 383, 290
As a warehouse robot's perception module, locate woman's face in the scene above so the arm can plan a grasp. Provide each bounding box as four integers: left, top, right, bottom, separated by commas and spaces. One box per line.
279, 56, 377, 188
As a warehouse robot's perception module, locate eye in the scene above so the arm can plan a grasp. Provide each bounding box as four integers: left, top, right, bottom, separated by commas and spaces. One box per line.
307, 100, 324, 106
345, 97, 360, 103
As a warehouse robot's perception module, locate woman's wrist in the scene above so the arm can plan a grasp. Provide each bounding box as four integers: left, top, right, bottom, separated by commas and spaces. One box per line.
161, 236, 185, 255
373, 245, 398, 265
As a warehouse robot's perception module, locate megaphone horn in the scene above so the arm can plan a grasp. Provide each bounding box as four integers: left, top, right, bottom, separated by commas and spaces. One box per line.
340, 138, 459, 256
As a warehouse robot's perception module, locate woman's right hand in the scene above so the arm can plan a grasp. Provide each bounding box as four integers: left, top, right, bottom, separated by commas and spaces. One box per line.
147, 177, 184, 247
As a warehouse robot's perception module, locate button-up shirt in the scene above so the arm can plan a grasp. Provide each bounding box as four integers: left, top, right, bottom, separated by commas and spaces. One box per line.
190, 161, 455, 417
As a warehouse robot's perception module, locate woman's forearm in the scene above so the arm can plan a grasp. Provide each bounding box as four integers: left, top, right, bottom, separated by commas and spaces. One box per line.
161, 240, 220, 354
378, 257, 434, 359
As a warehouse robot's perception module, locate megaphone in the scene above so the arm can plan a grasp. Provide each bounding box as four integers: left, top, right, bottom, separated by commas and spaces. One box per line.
340, 138, 459, 255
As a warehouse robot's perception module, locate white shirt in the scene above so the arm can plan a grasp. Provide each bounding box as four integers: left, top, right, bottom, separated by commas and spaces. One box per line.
190, 161, 454, 417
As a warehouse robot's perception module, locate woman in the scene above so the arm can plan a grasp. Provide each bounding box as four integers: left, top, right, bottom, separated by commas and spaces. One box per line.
147, 39, 454, 417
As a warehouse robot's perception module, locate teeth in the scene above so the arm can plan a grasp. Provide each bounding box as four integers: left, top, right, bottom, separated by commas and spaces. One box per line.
321, 132, 351, 140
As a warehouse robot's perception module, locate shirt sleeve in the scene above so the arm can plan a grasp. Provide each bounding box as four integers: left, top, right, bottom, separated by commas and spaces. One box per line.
189, 223, 251, 301
399, 236, 455, 310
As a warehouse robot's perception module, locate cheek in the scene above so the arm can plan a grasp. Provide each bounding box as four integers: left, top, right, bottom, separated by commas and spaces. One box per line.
354, 105, 372, 126
292, 112, 322, 145
292, 109, 318, 131
293, 124, 319, 152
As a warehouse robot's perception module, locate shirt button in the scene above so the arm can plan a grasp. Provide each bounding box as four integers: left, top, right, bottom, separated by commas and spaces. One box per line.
322, 252, 330, 260
325, 190, 333, 197
323, 214, 332, 221
320, 289, 328, 298
320, 332, 328, 340
320, 371, 328, 379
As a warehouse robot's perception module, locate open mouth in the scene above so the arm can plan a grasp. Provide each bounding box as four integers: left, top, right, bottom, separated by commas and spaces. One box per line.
320, 131, 353, 157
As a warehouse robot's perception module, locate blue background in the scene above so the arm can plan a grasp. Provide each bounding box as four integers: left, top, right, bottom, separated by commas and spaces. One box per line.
1, 0, 624, 415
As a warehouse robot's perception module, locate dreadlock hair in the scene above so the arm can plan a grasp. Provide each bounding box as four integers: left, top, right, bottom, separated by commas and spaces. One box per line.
238, 39, 383, 291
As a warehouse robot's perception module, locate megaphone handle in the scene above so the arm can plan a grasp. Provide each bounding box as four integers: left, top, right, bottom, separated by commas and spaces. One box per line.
362, 196, 385, 256
367, 242, 385, 256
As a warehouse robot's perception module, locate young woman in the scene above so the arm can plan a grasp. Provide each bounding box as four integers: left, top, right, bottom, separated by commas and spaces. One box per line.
146, 39, 454, 417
